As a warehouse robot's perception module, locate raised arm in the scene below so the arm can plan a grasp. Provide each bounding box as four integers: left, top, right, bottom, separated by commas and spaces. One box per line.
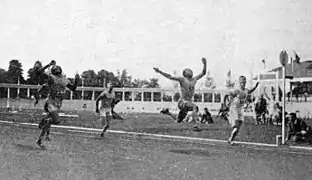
39, 60, 55, 72
248, 82, 260, 94
153, 67, 183, 82
38, 60, 56, 79
194, 57, 207, 80
66, 73, 79, 91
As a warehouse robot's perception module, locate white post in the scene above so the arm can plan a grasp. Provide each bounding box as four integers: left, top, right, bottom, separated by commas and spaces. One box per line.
17, 76, 20, 98
81, 78, 84, 100
282, 66, 286, 144
92, 90, 95, 101
81, 89, 84, 100
279, 50, 289, 145
27, 88, 30, 98
275, 70, 279, 102
257, 72, 261, 97
151, 92, 154, 102
201, 92, 204, 102
6, 88, 10, 108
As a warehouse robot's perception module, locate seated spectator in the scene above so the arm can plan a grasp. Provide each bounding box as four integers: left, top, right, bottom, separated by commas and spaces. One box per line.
270, 102, 281, 125
255, 95, 268, 125
287, 113, 312, 144
216, 103, 229, 121
201, 108, 214, 124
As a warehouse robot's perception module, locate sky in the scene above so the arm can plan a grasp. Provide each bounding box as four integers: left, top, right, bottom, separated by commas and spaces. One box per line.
1, 0, 312, 88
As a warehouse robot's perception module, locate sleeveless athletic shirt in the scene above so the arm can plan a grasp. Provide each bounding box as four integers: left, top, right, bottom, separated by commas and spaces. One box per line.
100, 90, 115, 108
48, 74, 69, 100
230, 88, 248, 109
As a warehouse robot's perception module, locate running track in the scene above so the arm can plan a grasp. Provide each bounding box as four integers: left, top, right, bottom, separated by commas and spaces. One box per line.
0, 122, 312, 180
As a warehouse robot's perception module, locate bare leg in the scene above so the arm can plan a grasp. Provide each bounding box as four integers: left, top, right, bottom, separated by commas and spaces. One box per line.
46, 128, 51, 141
160, 108, 176, 121
100, 116, 111, 137
177, 110, 187, 123
37, 110, 58, 147
36, 119, 51, 149
228, 120, 242, 145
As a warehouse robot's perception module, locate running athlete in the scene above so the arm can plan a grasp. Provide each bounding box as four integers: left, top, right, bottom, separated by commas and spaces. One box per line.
33, 60, 56, 106
223, 76, 259, 145
35, 63, 79, 149
154, 57, 207, 129
95, 83, 116, 137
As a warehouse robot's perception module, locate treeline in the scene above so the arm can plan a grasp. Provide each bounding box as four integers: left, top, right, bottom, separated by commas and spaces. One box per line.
0, 60, 160, 88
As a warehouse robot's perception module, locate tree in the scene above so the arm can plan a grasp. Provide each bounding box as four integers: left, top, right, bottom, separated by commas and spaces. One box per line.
26, 66, 47, 85
131, 78, 142, 88
96, 69, 109, 87
81, 70, 98, 87
225, 70, 235, 89
6, 60, 25, 84
147, 78, 160, 88
0, 68, 7, 83
118, 69, 132, 87
131, 78, 148, 88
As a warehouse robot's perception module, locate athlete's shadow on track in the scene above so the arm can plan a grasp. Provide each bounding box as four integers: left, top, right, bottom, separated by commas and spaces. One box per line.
139, 127, 224, 133
169, 149, 215, 157
15, 143, 45, 151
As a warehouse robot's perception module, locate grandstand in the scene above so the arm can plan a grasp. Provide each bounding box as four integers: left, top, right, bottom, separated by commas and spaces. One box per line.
0, 83, 226, 114
1, 81, 312, 118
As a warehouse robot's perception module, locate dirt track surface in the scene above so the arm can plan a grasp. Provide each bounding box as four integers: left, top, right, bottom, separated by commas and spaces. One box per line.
0, 110, 285, 144
0, 124, 312, 180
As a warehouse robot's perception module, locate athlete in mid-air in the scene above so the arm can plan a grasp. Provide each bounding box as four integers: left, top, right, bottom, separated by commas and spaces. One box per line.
32, 60, 56, 107
223, 76, 259, 145
34, 61, 79, 149
154, 57, 207, 130
95, 82, 116, 137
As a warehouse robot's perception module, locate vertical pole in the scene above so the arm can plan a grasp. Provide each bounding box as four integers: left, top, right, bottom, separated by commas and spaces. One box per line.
81, 78, 84, 100
250, 71, 253, 89
282, 66, 286, 144
290, 82, 293, 104
92, 90, 95, 101
257, 72, 261, 97
275, 70, 279, 102
7, 88, 10, 108
201, 92, 204, 102
27, 88, 30, 98
151, 91, 154, 102
17, 76, 20, 99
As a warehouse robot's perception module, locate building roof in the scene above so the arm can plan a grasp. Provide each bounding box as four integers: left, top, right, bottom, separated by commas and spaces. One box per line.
253, 60, 312, 80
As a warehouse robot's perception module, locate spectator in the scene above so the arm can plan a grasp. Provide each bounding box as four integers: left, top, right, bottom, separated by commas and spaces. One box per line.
271, 102, 280, 125
201, 108, 214, 124
255, 95, 268, 125
216, 103, 229, 121
287, 113, 312, 144
304, 92, 308, 102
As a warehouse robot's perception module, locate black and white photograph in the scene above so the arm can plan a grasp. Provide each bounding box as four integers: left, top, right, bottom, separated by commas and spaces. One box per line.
0, 0, 312, 179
